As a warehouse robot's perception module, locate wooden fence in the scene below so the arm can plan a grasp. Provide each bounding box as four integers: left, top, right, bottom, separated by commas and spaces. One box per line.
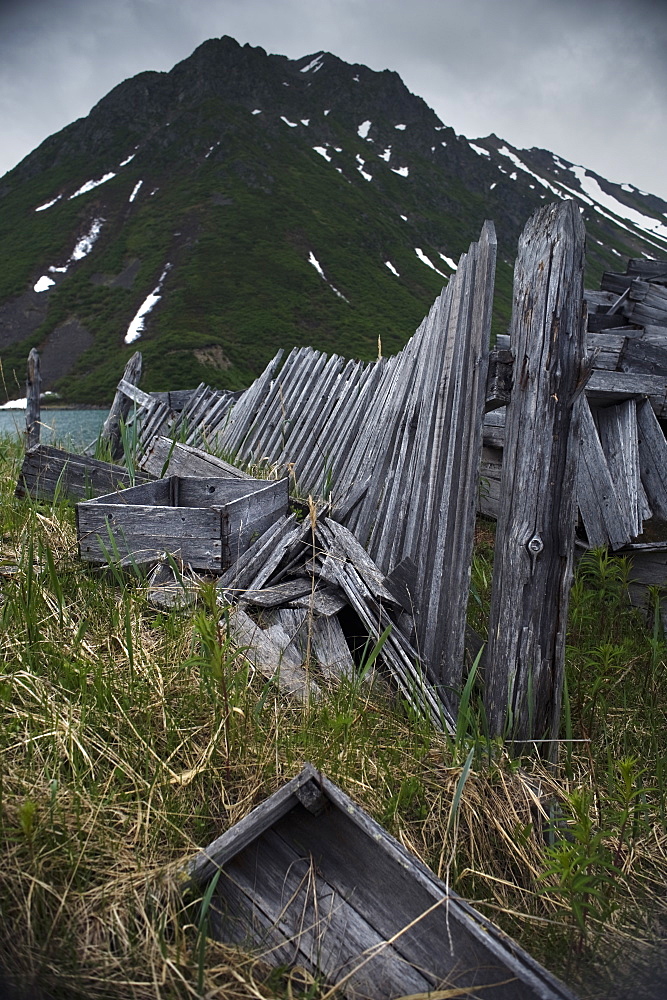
19, 201, 667, 751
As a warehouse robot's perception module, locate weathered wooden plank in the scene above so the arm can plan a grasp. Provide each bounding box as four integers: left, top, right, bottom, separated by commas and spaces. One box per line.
626, 258, 667, 279
619, 337, 667, 376
190, 765, 578, 1000
600, 272, 635, 295
596, 400, 643, 539
483, 408, 506, 448
175, 476, 285, 508
227, 607, 318, 702
15, 445, 154, 501
139, 436, 250, 480
215, 825, 437, 999
324, 519, 401, 606
288, 585, 347, 617
584, 289, 616, 309
587, 311, 629, 332
485, 347, 514, 411
577, 401, 632, 550
25, 348, 41, 449
240, 578, 314, 608
117, 378, 153, 408
99, 352, 143, 460
586, 371, 667, 417
310, 615, 355, 679
586, 332, 625, 370
485, 200, 586, 751
636, 397, 667, 519
147, 560, 200, 610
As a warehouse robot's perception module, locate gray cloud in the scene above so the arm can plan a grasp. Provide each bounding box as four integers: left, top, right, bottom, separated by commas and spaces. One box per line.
1, 0, 666, 199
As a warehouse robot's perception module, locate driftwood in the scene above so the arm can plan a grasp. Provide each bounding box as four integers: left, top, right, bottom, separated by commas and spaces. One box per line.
485, 200, 586, 749
187, 764, 577, 1000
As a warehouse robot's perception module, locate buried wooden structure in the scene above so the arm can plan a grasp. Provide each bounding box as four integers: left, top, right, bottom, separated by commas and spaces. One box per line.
187, 763, 577, 1000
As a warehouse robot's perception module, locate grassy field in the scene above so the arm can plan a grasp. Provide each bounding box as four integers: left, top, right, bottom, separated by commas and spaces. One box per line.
0, 433, 666, 999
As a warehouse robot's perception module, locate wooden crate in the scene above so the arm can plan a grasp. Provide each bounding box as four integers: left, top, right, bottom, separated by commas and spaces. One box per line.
15, 444, 155, 502
76, 475, 289, 571
188, 765, 578, 1000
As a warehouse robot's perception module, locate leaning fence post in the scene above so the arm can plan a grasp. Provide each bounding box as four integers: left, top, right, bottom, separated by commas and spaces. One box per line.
99, 351, 143, 460
25, 348, 41, 449
484, 200, 586, 756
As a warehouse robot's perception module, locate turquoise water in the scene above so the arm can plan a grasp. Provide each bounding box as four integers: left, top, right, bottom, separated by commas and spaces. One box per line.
0, 409, 110, 452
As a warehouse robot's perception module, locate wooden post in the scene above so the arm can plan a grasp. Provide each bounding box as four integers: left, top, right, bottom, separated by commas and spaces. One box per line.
99, 351, 143, 460
484, 201, 586, 753
25, 348, 41, 449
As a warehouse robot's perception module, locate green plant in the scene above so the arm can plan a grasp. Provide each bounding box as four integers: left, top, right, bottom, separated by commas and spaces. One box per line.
541, 787, 618, 954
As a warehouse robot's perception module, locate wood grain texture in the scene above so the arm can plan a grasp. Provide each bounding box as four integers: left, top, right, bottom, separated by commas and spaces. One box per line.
188, 765, 578, 1000
485, 201, 586, 750
15, 445, 154, 501
25, 349, 41, 449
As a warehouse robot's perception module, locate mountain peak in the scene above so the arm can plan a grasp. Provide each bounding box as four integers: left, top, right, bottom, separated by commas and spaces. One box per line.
1, 36, 666, 403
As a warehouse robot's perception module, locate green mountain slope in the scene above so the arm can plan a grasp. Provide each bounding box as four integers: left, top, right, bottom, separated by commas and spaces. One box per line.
1, 36, 666, 403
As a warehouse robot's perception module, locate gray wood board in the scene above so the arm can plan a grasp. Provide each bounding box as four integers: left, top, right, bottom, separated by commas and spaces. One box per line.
188, 764, 578, 1000
485, 201, 586, 749
16, 445, 154, 501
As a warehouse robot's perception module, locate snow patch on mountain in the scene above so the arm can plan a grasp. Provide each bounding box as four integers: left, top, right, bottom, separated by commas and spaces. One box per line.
357, 120, 372, 139
497, 146, 563, 198
281, 116, 298, 127
301, 54, 324, 73
308, 252, 349, 301
313, 146, 332, 162
394, 123, 406, 130
469, 143, 489, 157
569, 166, 667, 243
438, 252, 458, 271
34, 275, 55, 293
379, 147, 391, 162
124, 264, 171, 344
356, 155, 372, 181
35, 195, 62, 212
414, 248, 448, 278
71, 218, 104, 261
119, 153, 135, 167
69, 172, 116, 199
385, 261, 400, 276
252, 109, 262, 115
128, 181, 144, 202
392, 166, 409, 177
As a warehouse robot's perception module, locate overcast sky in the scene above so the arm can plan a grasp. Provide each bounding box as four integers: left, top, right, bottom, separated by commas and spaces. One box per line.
1, 0, 666, 200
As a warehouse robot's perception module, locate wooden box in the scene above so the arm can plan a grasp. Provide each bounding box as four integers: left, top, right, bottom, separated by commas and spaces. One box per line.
188, 765, 577, 1000
76, 475, 289, 571
15, 444, 155, 502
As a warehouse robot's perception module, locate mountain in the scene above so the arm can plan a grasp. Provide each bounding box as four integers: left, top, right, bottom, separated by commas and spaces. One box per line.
1, 35, 666, 403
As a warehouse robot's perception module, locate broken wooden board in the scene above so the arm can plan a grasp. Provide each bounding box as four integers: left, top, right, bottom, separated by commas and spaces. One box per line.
76, 475, 289, 571
139, 436, 251, 480
187, 764, 578, 1000
227, 607, 319, 701
15, 444, 154, 502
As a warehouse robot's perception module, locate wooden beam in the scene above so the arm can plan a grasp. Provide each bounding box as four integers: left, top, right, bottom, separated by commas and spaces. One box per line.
25, 348, 41, 449
484, 201, 586, 753
99, 352, 143, 461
